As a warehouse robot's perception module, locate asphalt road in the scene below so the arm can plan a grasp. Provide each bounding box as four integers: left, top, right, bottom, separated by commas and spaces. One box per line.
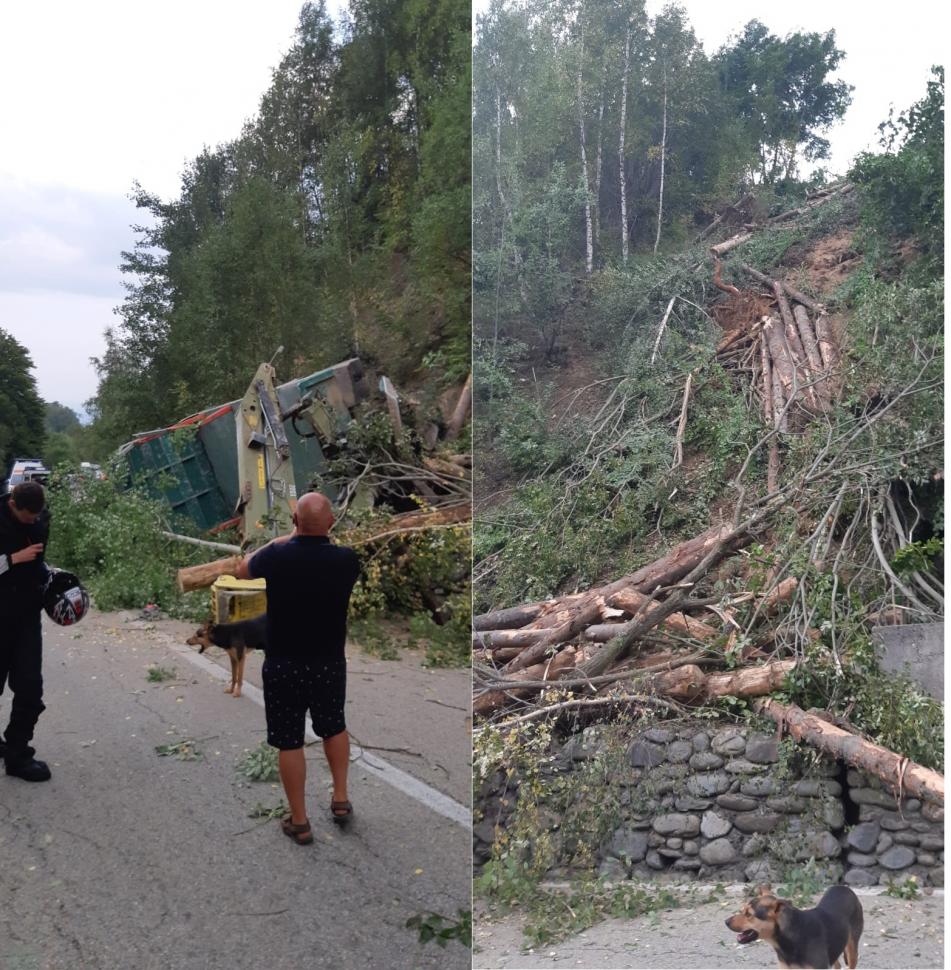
474, 887, 945, 969
0, 610, 471, 970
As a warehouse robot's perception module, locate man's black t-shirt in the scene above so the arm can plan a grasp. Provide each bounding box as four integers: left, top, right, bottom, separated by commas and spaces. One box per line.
0, 493, 50, 617
248, 535, 360, 660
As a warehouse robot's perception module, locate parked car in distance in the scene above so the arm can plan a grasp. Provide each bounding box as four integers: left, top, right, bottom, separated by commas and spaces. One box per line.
3, 457, 51, 493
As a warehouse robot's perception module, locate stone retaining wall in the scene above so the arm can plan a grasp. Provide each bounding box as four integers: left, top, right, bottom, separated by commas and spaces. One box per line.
474, 720, 944, 888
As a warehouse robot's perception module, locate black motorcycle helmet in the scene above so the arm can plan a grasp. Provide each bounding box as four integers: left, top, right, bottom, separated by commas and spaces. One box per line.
43, 568, 91, 626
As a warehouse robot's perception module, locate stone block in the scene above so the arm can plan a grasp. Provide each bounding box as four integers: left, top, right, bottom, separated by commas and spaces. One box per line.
879, 845, 916, 870
745, 734, 780, 764
652, 813, 701, 837
629, 740, 666, 768
604, 828, 649, 863
667, 740, 693, 764
734, 812, 782, 834
692, 732, 711, 752
880, 814, 911, 831
892, 831, 921, 846
644, 727, 675, 743
687, 772, 730, 798
674, 796, 714, 812
701, 811, 733, 839
766, 795, 808, 814
794, 778, 843, 798
740, 776, 776, 797
689, 751, 725, 771
682, 840, 699, 856
699, 837, 736, 866
724, 759, 768, 774
847, 851, 878, 867
712, 728, 747, 756
850, 788, 901, 808
716, 793, 759, 812
918, 834, 944, 852
847, 822, 880, 854
645, 849, 664, 870
844, 867, 878, 887
871, 621, 944, 701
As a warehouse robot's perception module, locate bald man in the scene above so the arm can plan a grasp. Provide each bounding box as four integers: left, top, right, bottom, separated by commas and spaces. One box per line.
235, 492, 360, 845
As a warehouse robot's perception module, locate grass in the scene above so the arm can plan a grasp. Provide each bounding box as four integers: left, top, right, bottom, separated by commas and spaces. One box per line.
236, 742, 280, 782
146, 665, 177, 683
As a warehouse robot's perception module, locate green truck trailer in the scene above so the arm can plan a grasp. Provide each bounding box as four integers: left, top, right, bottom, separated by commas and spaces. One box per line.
117, 358, 370, 535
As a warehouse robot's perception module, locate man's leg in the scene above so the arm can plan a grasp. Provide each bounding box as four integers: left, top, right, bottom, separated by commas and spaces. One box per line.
4, 612, 47, 779
323, 730, 350, 806
278, 748, 308, 825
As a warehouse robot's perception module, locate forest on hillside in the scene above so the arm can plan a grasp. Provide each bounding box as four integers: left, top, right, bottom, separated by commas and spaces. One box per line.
80, 0, 469, 457
472, 0, 943, 743
472, 2, 943, 937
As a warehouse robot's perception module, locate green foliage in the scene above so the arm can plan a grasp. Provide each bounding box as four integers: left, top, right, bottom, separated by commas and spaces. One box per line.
0, 328, 46, 475
779, 638, 943, 771
89, 0, 470, 450
44, 469, 209, 619
146, 666, 177, 683
155, 739, 202, 761
716, 20, 853, 182
405, 909, 472, 949
409, 590, 471, 667
882, 876, 922, 900
777, 858, 825, 906
45, 402, 81, 435
349, 619, 402, 661
236, 742, 280, 782
248, 800, 289, 821
850, 67, 943, 268
891, 537, 943, 576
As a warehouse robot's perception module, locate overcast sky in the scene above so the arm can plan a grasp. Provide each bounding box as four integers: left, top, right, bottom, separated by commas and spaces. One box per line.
0, 0, 342, 423
473, 0, 946, 175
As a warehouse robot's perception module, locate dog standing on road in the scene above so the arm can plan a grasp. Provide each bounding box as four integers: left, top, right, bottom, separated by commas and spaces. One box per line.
186, 615, 267, 699
725, 883, 864, 968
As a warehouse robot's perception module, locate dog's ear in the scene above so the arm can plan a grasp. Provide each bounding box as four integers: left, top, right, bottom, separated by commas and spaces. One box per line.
754, 883, 773, 896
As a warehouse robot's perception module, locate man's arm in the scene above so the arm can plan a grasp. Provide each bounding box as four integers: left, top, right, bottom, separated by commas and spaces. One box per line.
233, 531, 295, 581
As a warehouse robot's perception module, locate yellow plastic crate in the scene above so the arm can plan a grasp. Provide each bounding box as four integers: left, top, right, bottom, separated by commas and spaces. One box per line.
210, 575, 267, 624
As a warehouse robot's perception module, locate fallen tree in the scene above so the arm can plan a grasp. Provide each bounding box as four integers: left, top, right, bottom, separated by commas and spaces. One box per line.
756, 697, 944, 804
177, 501, 470, 592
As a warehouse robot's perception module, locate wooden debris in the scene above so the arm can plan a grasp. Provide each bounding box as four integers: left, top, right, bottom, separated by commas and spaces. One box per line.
757, 698, 944, 805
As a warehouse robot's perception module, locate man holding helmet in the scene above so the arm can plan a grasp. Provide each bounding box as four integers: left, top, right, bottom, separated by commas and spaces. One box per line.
0, 481, 56, 780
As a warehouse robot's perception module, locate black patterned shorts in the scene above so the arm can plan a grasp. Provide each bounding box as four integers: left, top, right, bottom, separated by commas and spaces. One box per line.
262, 654, 347, 749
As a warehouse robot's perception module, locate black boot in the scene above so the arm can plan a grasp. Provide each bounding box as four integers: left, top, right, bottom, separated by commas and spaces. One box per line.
5, 747, 49, 782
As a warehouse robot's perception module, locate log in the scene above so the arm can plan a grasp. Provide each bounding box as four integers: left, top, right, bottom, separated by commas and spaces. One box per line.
773, 283, 818, 409
511, 525, 738, 637
177, 503, 471, 592
472, 628, 548, 651
763, 577, 798, 614
610, 587, 718, 639
503, 599, 606, 673
703, 660, 796, 698
756, 698, 944, 804
473, 646, 577, 718
760, 333, 781, 493
762, 316, 794, 402
177, 555, 244, 593
445, 373, 473, 441
815, 314, 837, 372
710, 233, 752, 257
740, 264, 826, 316
793, 305, 825, 380
473, 603, 544, 632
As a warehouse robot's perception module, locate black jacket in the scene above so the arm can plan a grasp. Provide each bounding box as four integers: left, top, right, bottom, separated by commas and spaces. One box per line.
0, 493, 50, 617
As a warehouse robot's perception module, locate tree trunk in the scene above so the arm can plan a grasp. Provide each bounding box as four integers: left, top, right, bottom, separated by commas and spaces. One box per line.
445, 373, 472, 440
577, 18, 594, 276
474, 647, 577, 718
619, 22, 631, 263
176, 556, 244, 593
653, 64, 667, 256
757, 698, 944, 804
473, 603, 544, 632
609, 586, 717, 639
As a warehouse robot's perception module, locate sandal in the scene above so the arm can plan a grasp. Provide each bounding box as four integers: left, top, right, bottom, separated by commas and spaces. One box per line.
281, 815, 314, 845
330, 799, 353, 825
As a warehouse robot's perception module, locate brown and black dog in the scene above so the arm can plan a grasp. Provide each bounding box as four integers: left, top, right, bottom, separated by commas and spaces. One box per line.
725, 884, 864, 969
186, 615, 267, 699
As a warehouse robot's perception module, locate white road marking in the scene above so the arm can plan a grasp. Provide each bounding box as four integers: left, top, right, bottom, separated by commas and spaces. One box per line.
165, 639, 471, 829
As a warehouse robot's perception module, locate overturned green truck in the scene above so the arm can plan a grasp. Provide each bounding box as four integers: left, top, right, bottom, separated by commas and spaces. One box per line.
117, 359, 370, 537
